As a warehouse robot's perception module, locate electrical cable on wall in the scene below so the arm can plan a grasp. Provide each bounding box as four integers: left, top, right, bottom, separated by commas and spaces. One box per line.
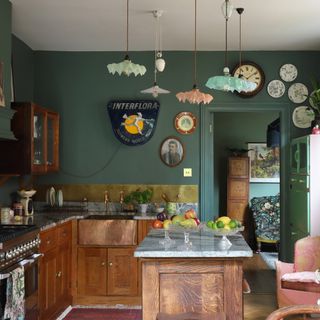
60, 144, 122, 178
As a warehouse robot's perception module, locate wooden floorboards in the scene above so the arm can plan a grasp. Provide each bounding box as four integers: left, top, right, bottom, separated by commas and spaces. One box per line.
243, 253, 278, 320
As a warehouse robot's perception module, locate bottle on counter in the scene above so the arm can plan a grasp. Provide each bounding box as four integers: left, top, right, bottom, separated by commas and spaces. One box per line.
13, 202, 24, 219
1, 207, 12, 224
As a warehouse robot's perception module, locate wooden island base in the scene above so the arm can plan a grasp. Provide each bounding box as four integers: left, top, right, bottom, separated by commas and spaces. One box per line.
141, 258, 244, 320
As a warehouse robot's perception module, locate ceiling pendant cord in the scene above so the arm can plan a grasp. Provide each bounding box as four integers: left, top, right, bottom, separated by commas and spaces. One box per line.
154, 16, 158, 85
125, 0, 129, 59
193, 0, 197, 88
237, 8, 244, 76
224, 0, 228, 71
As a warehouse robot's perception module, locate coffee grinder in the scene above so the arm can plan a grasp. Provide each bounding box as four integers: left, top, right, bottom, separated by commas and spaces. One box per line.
18, 190, 37, 215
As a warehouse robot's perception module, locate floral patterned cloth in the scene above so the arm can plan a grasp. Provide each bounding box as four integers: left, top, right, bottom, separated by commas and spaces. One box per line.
250, 194, 280, 241
4, 266, 25, 320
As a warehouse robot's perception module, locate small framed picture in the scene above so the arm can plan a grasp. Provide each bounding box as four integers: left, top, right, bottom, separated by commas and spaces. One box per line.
160, 136, 184, 167
248, 142, 280, 183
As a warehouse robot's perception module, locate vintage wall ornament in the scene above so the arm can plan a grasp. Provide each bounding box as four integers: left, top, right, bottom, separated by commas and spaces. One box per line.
107, 100, 160, 146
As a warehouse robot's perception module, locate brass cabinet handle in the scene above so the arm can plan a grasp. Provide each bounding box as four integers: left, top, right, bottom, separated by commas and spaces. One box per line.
56, 271, 62, 277
109, 262, 113, 267
101, 262, 105, 266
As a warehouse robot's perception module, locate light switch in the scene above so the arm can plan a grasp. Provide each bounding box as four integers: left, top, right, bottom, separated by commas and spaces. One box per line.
184, 168, 192, 177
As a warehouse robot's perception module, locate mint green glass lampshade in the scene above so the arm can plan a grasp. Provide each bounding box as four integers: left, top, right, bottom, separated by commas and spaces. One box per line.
206, 67, 256, 93
107, 55, 147, 77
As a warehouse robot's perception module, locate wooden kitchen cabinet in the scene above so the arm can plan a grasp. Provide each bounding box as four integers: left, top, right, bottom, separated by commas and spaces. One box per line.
137, 219, 154, 244
39, 221, 72, 320
77, 247, 138, 297
0, 102, 59, 174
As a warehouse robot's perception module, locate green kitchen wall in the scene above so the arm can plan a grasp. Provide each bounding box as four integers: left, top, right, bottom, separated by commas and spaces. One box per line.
213, 112, 280, 216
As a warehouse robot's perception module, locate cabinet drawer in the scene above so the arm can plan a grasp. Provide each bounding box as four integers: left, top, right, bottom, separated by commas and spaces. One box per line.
40, 228, 58, 252
58, 221, 72, 244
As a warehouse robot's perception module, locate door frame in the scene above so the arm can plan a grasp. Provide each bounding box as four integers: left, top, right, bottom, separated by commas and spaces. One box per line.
200, 102, 291, 261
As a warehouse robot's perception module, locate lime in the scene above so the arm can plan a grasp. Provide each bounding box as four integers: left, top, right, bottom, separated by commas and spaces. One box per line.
216, 221, 224, 228
229, 220, 238, 229
206, 220, 214, 228
211, 222, 218, 230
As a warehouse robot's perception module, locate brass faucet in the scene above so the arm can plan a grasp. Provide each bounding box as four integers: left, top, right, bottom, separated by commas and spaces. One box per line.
119, 191, 124, 212
104, 191, 111, 212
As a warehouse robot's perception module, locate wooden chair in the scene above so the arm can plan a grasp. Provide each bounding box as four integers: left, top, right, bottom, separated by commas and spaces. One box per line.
265, 304, 320, 320
156, 311, 226, 320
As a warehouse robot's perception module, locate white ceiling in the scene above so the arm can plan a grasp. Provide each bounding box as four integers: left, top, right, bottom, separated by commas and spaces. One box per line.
10, 0, 320, 52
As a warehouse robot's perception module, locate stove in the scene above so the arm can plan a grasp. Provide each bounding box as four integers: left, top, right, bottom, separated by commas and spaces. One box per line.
0, 224, 40, 270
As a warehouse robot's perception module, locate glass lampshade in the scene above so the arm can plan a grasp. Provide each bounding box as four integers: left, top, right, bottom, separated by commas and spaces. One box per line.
141, 82, 170, 98
107, 55, 147, 77
176, 86, 213, 105
221, 0, 234, 19
206, 67, 256, 93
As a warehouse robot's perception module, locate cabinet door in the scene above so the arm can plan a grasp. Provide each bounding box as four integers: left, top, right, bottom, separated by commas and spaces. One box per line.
77, 247, 107, 296
290, 136, 309, 175
107, 247, 138, 296
46, 112, 59, 172
138, 220, 154, 244
57, 241, 71, 305
39, 248, 59, 319
32, 105, 48, 173
228, 157, 249, 178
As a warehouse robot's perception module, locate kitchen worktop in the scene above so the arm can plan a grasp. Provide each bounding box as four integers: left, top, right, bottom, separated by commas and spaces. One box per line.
134, 228, 253, 258
0, 210, 158, 231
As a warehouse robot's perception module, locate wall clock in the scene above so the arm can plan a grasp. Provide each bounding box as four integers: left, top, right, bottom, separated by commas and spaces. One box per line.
174, 112, 197, 134
288, 83, 308, 104
231, 61, 265, 97
267, 80, 285, 98
279, 63, 298, 82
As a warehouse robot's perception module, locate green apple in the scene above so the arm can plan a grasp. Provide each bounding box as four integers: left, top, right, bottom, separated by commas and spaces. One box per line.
172, 215, 185, 225
180, 218, 197, 228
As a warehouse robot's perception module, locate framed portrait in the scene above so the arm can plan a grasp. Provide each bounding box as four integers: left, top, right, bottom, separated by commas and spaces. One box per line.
160, 136, 184, 167
0, 62, 5, 107
248, 142, 280, 183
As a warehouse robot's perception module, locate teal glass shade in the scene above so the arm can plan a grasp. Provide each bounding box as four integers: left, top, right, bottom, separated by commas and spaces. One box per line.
206, 67, 257, 93
107, 55, 147, 76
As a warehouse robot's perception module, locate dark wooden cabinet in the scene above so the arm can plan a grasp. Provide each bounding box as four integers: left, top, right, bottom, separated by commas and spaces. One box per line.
77, 247, 138, 297
138, 219, 154, 244
39, 221, 72, 320
0, 102, 59, 174
227, 157, 249, 224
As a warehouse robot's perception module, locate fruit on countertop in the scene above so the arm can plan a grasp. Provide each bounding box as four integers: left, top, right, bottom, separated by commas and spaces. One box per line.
152, 219, 163, 229
163, 219, 173, 229
184, 208, 197, 219
156, 212, 168, 222
179, 218, 198, 228
171, 214, 185, 225
206, 216, 242, 231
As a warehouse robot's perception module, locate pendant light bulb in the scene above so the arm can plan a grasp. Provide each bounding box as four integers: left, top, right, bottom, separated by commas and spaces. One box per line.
155, 52, 166, 72
221, 0, 233, 19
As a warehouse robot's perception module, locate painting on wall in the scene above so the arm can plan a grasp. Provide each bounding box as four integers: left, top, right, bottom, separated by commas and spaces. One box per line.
0, 62, 5, 107
160, 136, 184, 167
248, 143, 280, 183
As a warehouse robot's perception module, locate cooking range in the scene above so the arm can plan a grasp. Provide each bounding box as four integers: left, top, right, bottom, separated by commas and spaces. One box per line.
0, 224, 41, 320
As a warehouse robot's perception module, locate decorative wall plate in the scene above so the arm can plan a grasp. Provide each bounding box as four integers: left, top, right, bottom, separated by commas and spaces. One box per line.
279, 64, 298, 82
292, 106, 315, 128
288, 83, 308, 103
174, 112, 197, 134
267, 80, 285, 98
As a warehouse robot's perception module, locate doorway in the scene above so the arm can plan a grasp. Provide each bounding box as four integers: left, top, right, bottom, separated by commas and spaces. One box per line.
200, 103, 291, 262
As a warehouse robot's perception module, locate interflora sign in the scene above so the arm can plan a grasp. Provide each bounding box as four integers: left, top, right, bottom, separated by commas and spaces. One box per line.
107, 100, 160, 146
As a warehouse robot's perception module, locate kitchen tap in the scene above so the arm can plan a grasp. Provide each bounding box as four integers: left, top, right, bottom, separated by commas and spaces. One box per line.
119, 191, 124, 212
104, 191, 111, 213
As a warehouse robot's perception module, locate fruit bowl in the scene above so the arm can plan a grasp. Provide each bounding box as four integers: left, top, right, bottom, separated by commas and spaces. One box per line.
202, 225, 244, 249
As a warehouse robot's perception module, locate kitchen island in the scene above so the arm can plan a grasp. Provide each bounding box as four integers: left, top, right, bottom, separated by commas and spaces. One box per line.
134, 228, 253, 320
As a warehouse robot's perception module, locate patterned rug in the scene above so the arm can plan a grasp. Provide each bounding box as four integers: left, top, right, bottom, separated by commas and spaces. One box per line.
62, 308, 142, 320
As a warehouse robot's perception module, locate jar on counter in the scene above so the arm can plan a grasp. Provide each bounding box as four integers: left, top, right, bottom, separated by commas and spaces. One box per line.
1, 207, 12, 223
13, 202, 24, 217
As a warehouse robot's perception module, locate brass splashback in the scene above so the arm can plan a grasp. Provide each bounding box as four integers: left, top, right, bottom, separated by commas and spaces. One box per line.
34, 184, 198, 203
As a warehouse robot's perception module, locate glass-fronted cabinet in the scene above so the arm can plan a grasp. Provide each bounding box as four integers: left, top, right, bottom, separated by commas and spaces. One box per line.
0, 102, 59, 174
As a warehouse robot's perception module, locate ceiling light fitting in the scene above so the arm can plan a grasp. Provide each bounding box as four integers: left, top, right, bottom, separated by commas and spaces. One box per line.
107, 0, 146, 76
141, 10, 170, 97
153, 10, 166, 72
205, 0, 256, 93
176, 0, 213, 105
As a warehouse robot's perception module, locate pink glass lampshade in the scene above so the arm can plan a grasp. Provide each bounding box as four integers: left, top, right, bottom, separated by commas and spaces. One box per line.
176, 85, 213, 105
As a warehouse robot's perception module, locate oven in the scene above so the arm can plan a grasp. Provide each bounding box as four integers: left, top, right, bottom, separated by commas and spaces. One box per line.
0, 225, 40, 320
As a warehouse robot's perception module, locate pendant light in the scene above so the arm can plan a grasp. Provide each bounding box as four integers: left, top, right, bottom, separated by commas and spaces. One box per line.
176, 0, 213, 105
107, 0, 146, 76
140, 11, 170, 97
205, 0, 256, 93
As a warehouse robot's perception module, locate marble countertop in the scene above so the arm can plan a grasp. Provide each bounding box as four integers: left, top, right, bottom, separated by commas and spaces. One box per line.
134, 229, 253, 258
1, 210, 157, 231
